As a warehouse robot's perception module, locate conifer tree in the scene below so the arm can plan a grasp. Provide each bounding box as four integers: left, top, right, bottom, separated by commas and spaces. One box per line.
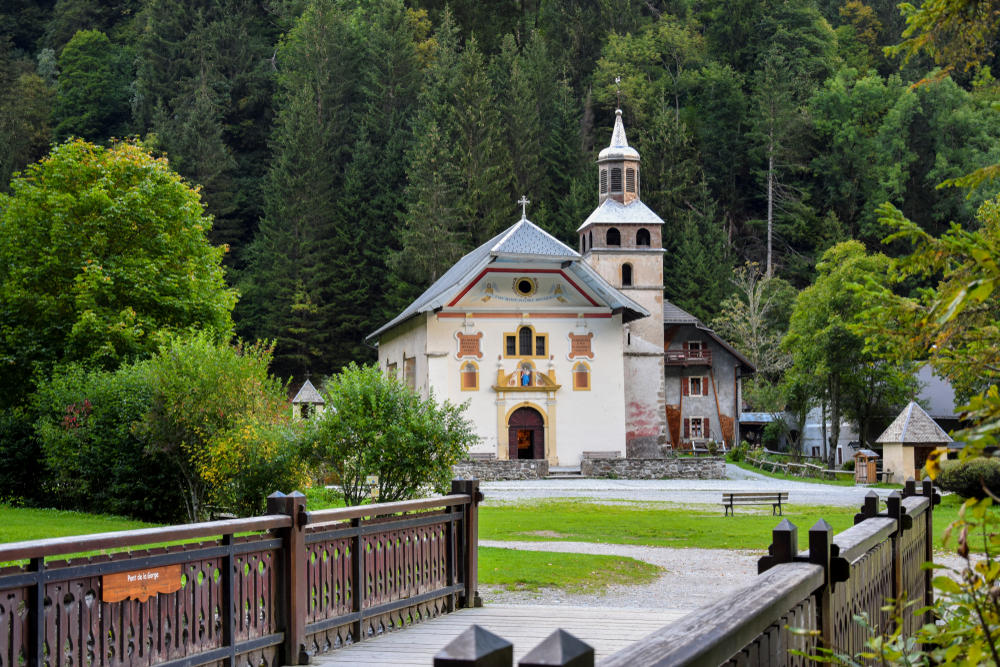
51, 29, 131, 142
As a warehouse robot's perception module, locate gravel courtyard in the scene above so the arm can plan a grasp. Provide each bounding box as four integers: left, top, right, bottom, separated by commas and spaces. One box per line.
477, 465, 938, 609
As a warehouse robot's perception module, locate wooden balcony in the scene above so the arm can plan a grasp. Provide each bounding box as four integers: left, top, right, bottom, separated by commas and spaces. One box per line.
664, 349, 713, 366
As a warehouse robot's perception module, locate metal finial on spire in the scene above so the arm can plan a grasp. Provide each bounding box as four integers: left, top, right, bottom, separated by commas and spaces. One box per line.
518, 195, 530, 220
615, 76, 621, 109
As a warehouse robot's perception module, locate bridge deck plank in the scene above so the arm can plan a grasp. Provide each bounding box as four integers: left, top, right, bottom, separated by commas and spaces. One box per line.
305, 605, 689, 665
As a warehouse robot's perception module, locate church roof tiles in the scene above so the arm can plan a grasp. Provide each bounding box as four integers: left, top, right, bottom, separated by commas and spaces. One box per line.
577, 198, 664, 231
367, 217, 648, 341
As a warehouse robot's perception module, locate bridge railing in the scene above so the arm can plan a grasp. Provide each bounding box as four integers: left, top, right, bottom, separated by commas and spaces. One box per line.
0, 479, 481, 667
437, 478, 938, 667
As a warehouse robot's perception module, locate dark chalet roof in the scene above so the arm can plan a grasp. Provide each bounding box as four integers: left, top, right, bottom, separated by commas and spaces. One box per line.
663, 299, 755, 372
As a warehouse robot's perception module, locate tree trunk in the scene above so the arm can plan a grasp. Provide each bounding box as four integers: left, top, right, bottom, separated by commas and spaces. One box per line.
766, 138, 774, 278
828, 378, 841, 470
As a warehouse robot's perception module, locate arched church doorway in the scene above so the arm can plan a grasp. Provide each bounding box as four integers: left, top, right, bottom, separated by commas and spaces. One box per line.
508, 406, 544, 460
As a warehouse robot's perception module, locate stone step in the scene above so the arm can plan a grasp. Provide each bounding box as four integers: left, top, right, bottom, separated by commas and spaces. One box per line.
546, 466, 582, 479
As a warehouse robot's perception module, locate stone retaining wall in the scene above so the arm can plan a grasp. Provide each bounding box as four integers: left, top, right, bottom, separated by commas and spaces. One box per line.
581, 456, 725, 479
452, 458, 549, 481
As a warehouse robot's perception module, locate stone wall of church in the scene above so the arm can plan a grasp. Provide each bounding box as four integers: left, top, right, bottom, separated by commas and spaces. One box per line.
581, 456, 725, 479
452, 458, 549, 481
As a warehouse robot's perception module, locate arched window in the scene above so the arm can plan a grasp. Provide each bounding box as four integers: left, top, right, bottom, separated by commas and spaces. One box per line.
581, 234, 587, 253
626, 168, 636, 193
606, 228, 621, 246
610, 168, 623, 192
573, 362, 591, 390
600, 169, 608, 194
636, 228, 651, 246
622, 263, 633, 287
589, 231, 593, 249
460, 361, 479, 391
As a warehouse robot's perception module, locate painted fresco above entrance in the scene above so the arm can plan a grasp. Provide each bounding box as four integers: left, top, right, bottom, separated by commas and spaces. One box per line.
450, 268, 600, 310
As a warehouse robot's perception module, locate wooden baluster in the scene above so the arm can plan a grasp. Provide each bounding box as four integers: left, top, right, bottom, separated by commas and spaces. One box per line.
451, 479, 482, 608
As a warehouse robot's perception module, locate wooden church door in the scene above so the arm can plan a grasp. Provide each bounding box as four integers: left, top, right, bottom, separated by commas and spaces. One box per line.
508, 407, 544, 460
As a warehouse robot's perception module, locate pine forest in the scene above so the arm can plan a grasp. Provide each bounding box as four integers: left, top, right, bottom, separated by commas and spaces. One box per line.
3, 0, 1000, 383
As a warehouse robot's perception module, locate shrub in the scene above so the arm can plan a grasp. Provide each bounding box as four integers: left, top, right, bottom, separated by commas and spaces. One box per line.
728, 441, 750, 462
306, 363, 478, 506
762, 421, 785, 449
201, 419, 308, 516
32, 363, 187, 522
842, 458, 855, 471
937, 457, 1000, 498
0, 407, 48, 506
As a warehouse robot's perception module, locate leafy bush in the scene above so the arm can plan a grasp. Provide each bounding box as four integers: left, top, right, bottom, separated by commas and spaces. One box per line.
728, 441, 750, 462
306, 363, 478, 506
762, 421, 785, 449
0, 407, 48, 506
936, 457, 1000, 498
33, 363, 187, 522
201, 418, 308, 516
842, 458, 855, 471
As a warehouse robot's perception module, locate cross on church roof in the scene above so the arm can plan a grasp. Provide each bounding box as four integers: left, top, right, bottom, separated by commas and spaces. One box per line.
518, 195, 530, 220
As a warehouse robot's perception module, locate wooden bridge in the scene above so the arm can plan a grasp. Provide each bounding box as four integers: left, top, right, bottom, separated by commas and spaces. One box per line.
0, 478, 939, 666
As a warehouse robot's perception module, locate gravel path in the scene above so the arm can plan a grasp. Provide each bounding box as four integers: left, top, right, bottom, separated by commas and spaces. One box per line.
480, 464, 894, 507
480, 540, 760, 610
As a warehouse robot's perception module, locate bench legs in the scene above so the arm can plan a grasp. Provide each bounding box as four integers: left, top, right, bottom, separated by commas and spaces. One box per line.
724, 504, 733, 516
772, 502, 783, 516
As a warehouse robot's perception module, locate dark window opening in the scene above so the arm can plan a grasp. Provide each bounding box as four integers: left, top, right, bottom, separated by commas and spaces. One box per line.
518, 327, 533, 355
535, 336, 545, 357
622, 263, 633, 286
626, 168, 636, 193
600, 169, 608, 194
610, 168, 623, 192
516, 279, 533, 295
506, 335, 516, 356
636, 228, 650, 246
606, 228, 621, 246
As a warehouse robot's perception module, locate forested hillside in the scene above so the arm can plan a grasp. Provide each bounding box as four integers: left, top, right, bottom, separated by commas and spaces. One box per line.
3, 0, 999, 382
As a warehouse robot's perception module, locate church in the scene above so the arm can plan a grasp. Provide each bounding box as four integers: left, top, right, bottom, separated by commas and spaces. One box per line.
367, 110, 753, 467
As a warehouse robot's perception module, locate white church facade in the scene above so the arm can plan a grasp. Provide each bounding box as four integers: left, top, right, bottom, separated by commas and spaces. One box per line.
367, 110, 751, 466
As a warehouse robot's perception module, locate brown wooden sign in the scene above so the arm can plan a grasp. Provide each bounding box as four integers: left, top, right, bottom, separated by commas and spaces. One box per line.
456, 332, 483, 358
102, 564, 183, 603
568, 332, 594, 359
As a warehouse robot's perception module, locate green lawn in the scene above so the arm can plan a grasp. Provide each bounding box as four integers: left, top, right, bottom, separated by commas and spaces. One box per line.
480, 494, 977, 552
0, 505, 158, 544
479, 547, 661, 593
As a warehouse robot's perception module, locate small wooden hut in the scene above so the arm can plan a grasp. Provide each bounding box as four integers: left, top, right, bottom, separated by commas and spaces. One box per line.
291, 379, 325, 419
875, 401, 952, 483
853, 449, 879, 484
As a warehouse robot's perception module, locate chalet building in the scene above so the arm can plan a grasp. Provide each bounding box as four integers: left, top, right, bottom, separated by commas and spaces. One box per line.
367, 110, 753, 466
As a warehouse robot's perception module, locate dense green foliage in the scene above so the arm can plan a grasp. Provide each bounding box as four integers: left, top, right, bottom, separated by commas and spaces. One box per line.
4, 0, 998, 384
936, 458, 1000, 499
306, 363, 477, 505
0, 139, 236, 406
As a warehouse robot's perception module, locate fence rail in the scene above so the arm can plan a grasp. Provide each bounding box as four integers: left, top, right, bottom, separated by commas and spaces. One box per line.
0, 479, 481, 666
436, 478, 940, 667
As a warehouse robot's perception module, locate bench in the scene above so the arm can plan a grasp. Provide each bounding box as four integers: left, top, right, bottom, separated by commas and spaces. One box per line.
582, 450, 621, 459
722, 492, 788, 516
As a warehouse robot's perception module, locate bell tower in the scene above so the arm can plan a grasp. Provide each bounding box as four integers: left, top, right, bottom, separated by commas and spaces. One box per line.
578, 108, 664, 349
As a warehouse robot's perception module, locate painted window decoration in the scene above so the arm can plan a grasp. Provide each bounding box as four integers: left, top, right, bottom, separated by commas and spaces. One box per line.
636, 228, 651, 246
504, 325, 548, 358
622, 262, 633, 287
568, 332, 594, 359
403, 356, 416, 390
572, 362, 591, 390
456, 332, 483, 358
684, 417, 710, 440
681, 376, 708, 397
460, 361, 479, 391
606, 227, 621, 246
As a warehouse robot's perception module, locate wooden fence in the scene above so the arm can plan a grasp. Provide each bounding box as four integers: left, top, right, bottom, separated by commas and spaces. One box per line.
0, 479, 481, 666
746, 454, 854, 481
437, 478, 939, 667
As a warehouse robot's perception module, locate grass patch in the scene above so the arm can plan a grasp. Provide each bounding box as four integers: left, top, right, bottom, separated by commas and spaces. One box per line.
0, 505, 158, 544
481, 496, 982, 552
478, 546, 661, 593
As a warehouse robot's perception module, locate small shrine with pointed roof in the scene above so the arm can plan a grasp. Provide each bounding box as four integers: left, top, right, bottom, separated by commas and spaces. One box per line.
367, 109, 752, 470
876, 401, 953, 483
